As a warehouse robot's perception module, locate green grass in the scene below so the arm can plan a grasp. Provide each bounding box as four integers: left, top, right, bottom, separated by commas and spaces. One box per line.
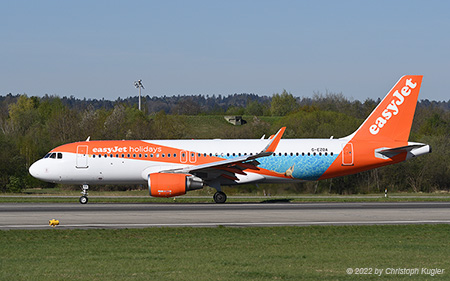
1, 187, 450, 203
0, 225, 449, 280
1, 188, 449, 203
176, 115, 282, 139
1, 196, 450, 204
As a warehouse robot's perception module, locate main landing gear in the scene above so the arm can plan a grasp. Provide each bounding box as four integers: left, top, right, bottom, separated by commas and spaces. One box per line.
79, 184, 89, 204
213, 191, 227, 204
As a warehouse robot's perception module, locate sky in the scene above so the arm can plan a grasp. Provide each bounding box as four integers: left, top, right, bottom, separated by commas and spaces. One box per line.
1, 0, 449, 101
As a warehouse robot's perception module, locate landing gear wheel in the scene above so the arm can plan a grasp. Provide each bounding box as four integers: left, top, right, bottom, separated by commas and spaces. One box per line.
80, 184, 89, 204
79, 196, 88, 204
213, 191, 227, 204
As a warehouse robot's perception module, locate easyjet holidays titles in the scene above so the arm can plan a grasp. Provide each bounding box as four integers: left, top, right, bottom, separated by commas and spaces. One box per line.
92, 145, 162, 154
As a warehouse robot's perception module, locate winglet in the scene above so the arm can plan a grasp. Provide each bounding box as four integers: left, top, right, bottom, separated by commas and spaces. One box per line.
261, 127, 286, 154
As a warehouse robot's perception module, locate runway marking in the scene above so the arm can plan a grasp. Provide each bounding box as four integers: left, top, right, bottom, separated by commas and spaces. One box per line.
2, 220, 450, 229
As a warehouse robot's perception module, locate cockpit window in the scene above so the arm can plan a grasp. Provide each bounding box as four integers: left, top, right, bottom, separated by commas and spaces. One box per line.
45, 152, 63, 159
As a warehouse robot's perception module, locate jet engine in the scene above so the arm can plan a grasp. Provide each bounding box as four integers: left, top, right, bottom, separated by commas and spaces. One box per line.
148, 173, 204, 197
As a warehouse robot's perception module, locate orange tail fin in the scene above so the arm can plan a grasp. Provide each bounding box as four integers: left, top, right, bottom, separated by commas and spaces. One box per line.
349, 75, 423, 142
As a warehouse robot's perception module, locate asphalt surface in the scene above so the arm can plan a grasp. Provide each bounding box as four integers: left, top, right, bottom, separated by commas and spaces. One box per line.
1, 202, 449, 229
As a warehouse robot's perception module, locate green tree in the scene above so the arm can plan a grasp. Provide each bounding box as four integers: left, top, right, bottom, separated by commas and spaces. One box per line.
245, 101, 265, 116
271, 90, 298, 116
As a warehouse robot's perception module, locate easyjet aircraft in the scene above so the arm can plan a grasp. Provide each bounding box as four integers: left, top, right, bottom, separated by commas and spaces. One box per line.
29, 75, 431, 204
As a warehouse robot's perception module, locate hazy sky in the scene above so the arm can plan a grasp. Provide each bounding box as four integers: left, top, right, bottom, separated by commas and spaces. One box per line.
1, 0, 449, 101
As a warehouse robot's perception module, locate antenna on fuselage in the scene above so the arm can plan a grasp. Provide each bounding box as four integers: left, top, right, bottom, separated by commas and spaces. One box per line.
86, 136, 91, 142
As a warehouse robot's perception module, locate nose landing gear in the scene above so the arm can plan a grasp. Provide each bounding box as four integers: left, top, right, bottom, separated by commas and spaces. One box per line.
79, 184, 89, 204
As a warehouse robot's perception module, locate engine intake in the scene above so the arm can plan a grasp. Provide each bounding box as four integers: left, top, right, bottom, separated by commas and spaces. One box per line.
148, 173, 204, 197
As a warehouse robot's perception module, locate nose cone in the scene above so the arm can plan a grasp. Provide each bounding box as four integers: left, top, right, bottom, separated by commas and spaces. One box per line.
28, 159, 49, 181
29, 161, 40, 178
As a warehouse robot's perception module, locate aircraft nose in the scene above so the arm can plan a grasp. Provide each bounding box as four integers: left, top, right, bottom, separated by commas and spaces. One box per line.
29, 161, 42, 179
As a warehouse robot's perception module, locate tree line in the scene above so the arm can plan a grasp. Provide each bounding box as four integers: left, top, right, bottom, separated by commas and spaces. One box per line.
0, 91, 448, 193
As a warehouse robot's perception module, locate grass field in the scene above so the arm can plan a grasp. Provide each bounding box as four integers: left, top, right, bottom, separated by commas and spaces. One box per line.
2, 188, 449, 204
1, 195, 450, 204
0, 225, 449, 280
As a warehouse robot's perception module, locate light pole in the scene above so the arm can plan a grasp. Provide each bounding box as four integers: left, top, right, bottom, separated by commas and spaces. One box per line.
134, 79, 145, 111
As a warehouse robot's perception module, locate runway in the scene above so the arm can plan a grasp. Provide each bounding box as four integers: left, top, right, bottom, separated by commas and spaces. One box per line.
1, 202, 450, 229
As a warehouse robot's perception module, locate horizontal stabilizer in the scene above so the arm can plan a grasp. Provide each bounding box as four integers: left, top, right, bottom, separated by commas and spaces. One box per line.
375, 143, 431, 159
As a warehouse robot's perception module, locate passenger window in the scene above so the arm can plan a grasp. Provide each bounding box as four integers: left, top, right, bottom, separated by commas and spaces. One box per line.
173, 153, 177, 158
139, 154, 142, 158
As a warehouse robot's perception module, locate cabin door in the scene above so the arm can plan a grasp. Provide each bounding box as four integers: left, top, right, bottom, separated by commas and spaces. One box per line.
342, 143, 354, 166
76, 145, 89, 168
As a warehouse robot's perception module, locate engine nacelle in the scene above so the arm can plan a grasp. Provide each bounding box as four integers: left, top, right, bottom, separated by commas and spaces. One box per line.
148, 173, 204, 197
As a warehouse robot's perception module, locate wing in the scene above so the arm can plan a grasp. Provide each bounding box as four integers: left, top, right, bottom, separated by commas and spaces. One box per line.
162, 127, 286, 182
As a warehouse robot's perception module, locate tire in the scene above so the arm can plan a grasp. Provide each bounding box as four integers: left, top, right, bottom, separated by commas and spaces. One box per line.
213, 191, 227, 204
79, 196, 88, 204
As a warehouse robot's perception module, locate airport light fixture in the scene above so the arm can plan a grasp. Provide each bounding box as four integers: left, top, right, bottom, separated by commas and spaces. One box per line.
134, 79, 145, 111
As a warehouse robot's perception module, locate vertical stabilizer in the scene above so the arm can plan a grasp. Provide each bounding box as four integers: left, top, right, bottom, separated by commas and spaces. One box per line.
350, 75, 423, 142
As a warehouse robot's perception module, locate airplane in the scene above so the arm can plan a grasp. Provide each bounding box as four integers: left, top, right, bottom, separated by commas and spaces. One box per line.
29, 75, 431, 204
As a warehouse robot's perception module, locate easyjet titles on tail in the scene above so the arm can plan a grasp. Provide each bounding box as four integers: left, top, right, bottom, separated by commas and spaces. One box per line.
369, 78, 417, 135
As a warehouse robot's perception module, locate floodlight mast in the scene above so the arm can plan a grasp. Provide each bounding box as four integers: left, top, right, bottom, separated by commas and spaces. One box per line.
134, 79, 145, 111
